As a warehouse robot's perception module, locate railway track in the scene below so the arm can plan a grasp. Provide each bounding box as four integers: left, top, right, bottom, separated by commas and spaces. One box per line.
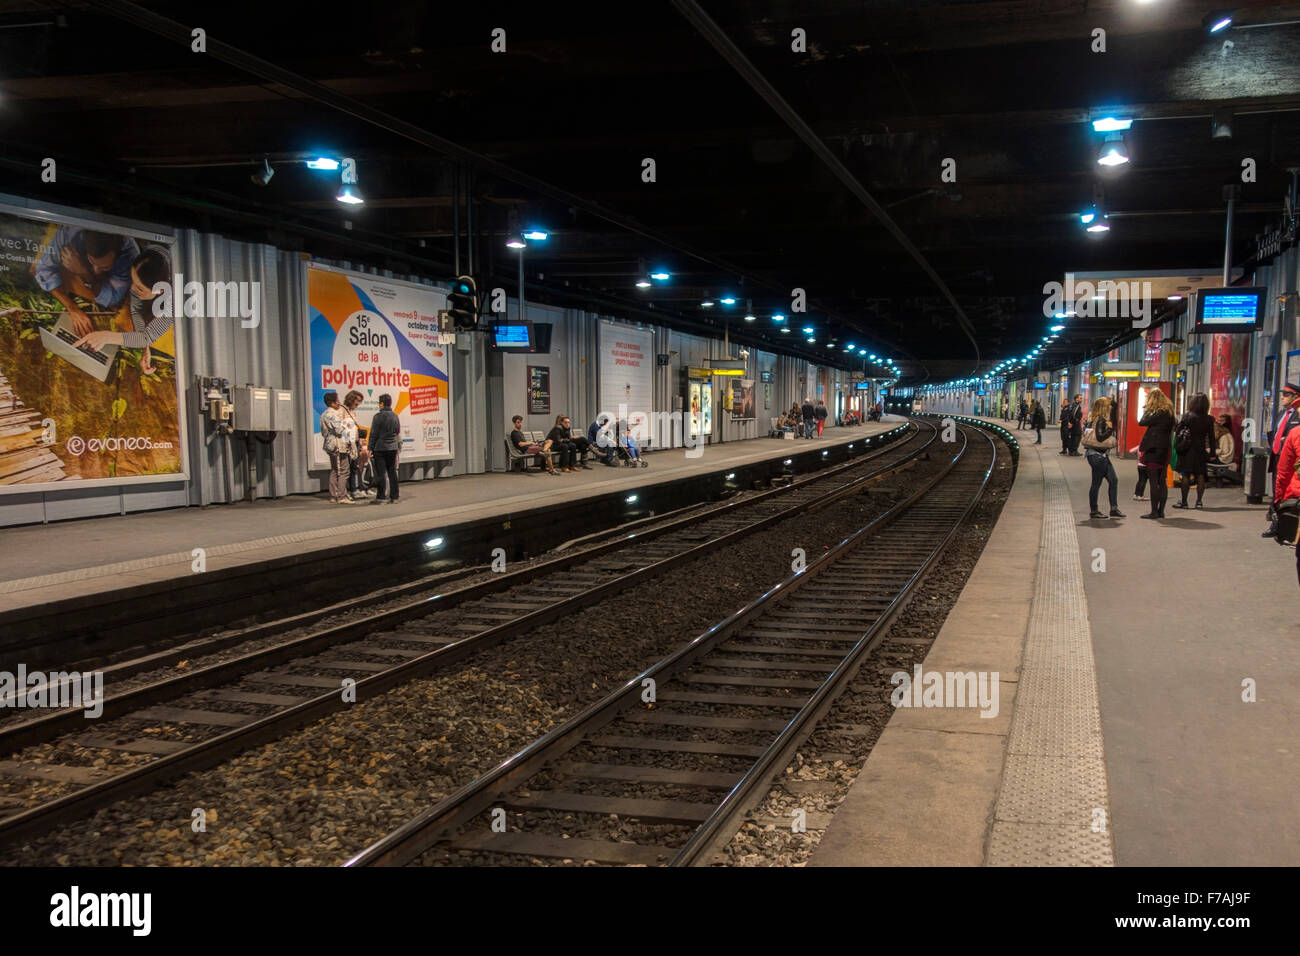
344, 421, 998, 867
0, 422, 933, 841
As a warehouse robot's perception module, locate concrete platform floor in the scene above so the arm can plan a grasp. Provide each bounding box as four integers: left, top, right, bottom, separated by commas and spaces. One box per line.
812, 416, 1298, 866
0, 421, 900, 612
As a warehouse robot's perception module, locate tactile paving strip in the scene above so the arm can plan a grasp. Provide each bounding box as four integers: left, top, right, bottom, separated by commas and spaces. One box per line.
986, 451, 1115, 866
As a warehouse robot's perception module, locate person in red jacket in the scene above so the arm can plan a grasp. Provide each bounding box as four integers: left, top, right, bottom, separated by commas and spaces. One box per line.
1273, 425, 1300, 584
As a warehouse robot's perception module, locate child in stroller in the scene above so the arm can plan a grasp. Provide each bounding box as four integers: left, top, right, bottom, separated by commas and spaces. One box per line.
614, 420, 649, 468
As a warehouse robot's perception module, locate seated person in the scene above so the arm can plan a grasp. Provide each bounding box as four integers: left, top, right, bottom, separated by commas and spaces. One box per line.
1208, 414, 1241, 484
587, 414, 616, 466
557, 415, 592, 468
547, 415, 580, 472
510, 415, 556, 475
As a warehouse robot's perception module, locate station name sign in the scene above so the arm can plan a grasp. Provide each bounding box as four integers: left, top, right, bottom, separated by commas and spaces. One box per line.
687, 366, 744, 377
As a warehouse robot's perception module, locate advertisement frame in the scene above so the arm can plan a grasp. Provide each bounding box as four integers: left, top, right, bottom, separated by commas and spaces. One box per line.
0, 197, 189, 496
302, 261, 453, 467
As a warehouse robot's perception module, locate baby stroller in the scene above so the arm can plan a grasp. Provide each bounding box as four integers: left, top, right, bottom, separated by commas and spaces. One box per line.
612, 424, 649, 468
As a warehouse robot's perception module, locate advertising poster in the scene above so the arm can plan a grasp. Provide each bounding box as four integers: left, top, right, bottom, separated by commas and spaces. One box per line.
689, 382, 702, 438
701, 382, 713, 436
527, 365, 550, 415
598, 321, 654, 439
306, 263, 451, 466
0, 204, 183, 492
731, 379, 755, 420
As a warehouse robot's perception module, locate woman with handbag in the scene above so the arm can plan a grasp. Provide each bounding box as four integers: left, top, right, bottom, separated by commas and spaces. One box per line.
1083, 397, 1125, 519
1137, 388, 1175, 519
1172, 392, 1215, 510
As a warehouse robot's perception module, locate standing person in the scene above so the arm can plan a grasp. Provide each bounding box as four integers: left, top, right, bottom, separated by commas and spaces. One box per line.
1031, 399, 1045, 444
1172, 392, 1216, 510
342, 390, 372, 500
1137, 388, 1175, 519
1273, 424, 1300, 583
1067, 394, 1085, 455
801, 398, 815, 439
1264, 384, 1300, 537
1058, 399, 1071, 455
319, 391, 356, 505
367, 393, 402, 504
547, 414, 578, 472
814, 399, 828, 437
1017, 398, 1028, 430
1001, 398, 1009, 421
1082, 396, 1124, 519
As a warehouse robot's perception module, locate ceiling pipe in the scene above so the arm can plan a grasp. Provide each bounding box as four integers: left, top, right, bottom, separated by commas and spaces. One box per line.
670, 0, 980, 376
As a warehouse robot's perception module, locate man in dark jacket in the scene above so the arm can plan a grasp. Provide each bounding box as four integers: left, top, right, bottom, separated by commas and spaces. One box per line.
588, 415, 616, 466
1067, 394, 1085, 455
801, 399, 815, 439
367, 393, 402, 503
813, 400, 828, 437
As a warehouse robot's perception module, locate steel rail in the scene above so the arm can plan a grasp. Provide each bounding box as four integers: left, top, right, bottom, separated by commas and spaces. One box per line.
0, 426, 931, 842
0, 425, 915, 754
344, 421, 997, 867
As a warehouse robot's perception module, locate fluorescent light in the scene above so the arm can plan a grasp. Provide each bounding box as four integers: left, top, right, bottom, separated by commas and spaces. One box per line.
720, 296, 736, 305
306, 157, 340, 170
522, 230, 548, 241
1092, 117, 1133, 133
1209, 15, 1233, 33
744, 313, 756, 322
635, 279, 651, 288
780, 327, 790, 333
650, 271, 670, 281
1086, 219, 1111, 233
803, 326, 814, 334
506, 238, 526, 249
772, 313, 786, 322
1051, 325, 1065, 332
1167, 294, 1183, 301
1080, 211, 1096, 225
424, 536, 444, 549
625, 494, 638, 503
701, 298, 715, 307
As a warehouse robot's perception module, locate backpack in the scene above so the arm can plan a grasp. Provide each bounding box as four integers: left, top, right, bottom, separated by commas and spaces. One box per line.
1174, 421, 1193, 455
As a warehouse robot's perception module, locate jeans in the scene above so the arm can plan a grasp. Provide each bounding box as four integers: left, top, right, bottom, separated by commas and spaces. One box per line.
1035, 427, 1042, 443
373, 449, 399, 500
552, 440, 576, 469
1087, 453, 1118, 511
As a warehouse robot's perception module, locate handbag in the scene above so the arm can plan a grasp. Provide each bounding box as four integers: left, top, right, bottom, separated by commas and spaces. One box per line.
1275, 498, 1300, 545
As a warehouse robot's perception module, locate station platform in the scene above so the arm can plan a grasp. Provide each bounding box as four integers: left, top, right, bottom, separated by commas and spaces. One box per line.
813, 415, 1298, 867
0, 421, 899, 627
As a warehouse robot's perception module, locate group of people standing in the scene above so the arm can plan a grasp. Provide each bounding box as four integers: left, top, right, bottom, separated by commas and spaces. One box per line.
1013, 397, 1048, 443
319, 390, 401, 504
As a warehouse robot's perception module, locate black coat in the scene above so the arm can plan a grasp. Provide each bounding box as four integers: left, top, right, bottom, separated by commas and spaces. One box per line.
813, 404, 828, 421
1138, 408, 1174, 465
1031, 405, 1045, 428
1174, 411, 1215, 475
367, 408, 402, 451
801, 402, 814, 420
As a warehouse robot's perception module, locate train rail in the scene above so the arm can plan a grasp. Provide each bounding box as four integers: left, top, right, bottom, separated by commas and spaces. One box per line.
0, 422, 936, 842
344, 421, 998, 867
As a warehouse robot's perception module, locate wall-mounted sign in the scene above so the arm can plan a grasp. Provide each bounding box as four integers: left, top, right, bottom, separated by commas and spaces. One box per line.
760, 370, 773, 383
1167, 350, 1181, 365
527, 365, 550, 415
1187, 343, 1205, 365
1103, 369, 1142, 379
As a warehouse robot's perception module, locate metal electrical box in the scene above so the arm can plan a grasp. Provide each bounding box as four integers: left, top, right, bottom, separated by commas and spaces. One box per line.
270, 389, 295, 432
232, 386, 272, 431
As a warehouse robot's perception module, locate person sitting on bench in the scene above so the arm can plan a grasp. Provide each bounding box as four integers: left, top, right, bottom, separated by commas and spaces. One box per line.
588, 414, 617, 466
510, 415, 556, 474
1207, 413, 1241, 485
547, 415, 580, 472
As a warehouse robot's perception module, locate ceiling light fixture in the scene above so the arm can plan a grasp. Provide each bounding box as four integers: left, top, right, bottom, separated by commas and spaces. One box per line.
335, 183, 364, 204
1097, 133, 1130, 167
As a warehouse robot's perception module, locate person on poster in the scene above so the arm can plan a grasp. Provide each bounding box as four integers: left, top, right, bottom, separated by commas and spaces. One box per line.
32, 227, 139, 335
71, 245, 173, 374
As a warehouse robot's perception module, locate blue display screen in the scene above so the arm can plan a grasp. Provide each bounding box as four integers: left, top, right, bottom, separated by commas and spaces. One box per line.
1199, 292, 1262, 324
493, 324, 531, 348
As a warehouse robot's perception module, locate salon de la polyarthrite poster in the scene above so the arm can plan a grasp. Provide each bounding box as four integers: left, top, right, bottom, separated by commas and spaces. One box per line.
306, 263, 452, 466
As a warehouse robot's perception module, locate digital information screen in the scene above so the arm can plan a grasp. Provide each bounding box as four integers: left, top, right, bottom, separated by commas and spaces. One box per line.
493, 323, 532, 349
1194, 288, 1264, 334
